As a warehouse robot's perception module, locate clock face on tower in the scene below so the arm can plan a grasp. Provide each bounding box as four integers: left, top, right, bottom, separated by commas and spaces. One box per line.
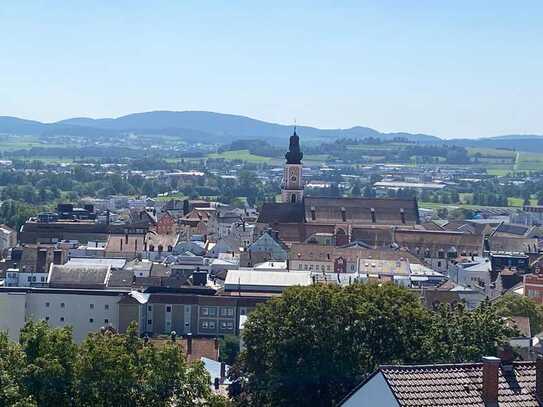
288, 167, 299, 186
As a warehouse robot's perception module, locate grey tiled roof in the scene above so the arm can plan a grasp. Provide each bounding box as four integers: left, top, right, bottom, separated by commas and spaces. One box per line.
380, 362, 540, 406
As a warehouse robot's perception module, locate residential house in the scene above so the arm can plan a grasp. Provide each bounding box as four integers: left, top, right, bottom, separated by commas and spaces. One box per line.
340, 354, 543, 406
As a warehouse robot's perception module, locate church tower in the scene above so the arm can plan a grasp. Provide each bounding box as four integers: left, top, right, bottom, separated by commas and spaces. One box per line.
282, 128, 304, 203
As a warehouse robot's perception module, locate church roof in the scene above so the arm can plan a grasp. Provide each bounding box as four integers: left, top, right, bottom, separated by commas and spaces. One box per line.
257, 202, 305, 224
304, 196, 419, 225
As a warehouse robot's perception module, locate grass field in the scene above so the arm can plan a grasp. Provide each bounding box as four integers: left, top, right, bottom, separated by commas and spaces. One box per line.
467, 147, 516, 158
207, 150, 273, 163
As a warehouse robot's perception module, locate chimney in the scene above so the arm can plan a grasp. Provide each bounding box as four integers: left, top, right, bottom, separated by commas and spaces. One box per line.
220, 362, 226, 384
186, 333, 193, 355
499, 344, 514, 373
214, 337, 220, 354
536, 354, 543, 401
482, 356, 500, 406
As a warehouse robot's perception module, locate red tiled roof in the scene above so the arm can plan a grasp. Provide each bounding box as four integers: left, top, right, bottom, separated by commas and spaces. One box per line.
378, 362, 539, 406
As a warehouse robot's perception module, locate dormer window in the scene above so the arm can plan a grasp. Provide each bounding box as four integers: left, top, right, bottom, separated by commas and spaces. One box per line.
370, 208, 376, 224
341, 207, 346, 222
400, 208, 405, 224
311, 206, 316, 221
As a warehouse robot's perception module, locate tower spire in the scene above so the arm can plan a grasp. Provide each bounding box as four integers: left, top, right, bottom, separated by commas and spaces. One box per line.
285, 124, 303, 164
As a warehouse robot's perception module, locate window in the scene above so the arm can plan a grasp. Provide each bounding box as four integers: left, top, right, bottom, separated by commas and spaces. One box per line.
89, 318, 94, 323
104, 319, 109, 324
201, 321, 209, 329
60, 317, 65, 322
45, 316, 50, 321
90, 304, 94, 309
208, 307, 216, 316
40, 277, 45, 282
32, 276, 36, 282
209, 321, 216, 329
27, 276, 32, 282
220, 321, 234, 330
45, 302, 50, 308
148, 305, 152, 312
202, 307, 209, 316
60, 303, 65, 308
221, 308, 234, 317
104, 304, 109, 310
166, 306, 172, 313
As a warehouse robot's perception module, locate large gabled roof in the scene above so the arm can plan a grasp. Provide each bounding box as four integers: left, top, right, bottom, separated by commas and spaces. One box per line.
341, 361, 541, 406
256, 202, 305, 224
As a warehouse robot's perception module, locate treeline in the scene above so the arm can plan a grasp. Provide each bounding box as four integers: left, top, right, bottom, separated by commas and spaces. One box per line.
0, 321, 229, 406
218, 140, 284, 158
0, 165, 276, 219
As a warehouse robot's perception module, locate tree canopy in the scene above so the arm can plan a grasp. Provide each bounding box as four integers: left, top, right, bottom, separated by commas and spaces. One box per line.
230, 283, 515, 407
0, 321, 229, 407
494, 293, 543, 334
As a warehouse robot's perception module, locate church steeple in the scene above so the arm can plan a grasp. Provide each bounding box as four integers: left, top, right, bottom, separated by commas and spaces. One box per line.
285, 127, 303, 164
282, 127, 304, 204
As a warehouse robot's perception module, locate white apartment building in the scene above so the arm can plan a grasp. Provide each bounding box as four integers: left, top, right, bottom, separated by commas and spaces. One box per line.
0, 288, 130, 342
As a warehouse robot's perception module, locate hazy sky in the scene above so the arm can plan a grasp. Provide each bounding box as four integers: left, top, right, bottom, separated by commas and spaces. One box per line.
1, 1, 542, 138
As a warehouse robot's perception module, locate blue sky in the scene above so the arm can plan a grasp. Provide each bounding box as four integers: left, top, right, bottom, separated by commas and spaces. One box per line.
1, 1, 542, 138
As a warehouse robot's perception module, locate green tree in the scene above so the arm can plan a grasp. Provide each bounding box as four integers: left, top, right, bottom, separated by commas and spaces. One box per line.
0, 333, 36, 407
231, 284, 514, 407
219, 335, 240, 366
19, 321, 77, 407
76, 323, 219, 407
426, 301, 515, 363
232, 284, 431, 406
494, 293, 543, 334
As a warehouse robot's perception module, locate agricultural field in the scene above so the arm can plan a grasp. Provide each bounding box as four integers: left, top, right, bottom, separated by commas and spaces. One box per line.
207, 149, 273, 163
0, 135, 50, 151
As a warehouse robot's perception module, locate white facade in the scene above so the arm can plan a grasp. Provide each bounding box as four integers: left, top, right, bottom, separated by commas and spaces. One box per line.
0, 291, 26, 340
0, 289, 127, 342
0, 225, 16, 250
340, 372, 399, 407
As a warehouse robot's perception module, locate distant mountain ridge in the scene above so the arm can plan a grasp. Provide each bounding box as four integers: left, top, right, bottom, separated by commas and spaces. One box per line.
1, 111, 543, 150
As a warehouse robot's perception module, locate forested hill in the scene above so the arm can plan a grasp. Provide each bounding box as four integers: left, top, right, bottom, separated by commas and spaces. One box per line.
1, 111, 543, 150
0, 112, 440, 145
